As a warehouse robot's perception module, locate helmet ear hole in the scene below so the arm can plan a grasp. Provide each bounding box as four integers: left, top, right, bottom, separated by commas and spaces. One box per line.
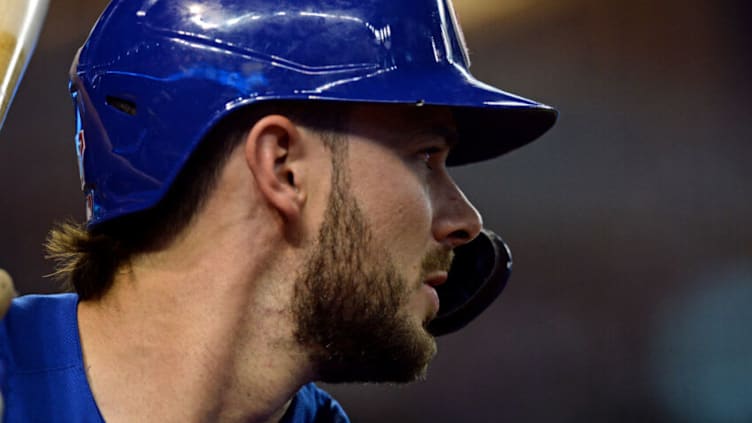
105, 96, 137, 116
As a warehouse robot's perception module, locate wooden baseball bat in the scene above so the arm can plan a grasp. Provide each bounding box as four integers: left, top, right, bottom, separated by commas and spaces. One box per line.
0, 0, 50, 131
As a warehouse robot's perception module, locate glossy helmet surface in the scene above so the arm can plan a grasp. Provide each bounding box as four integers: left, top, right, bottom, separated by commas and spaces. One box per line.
70, 0, 556, 225
70, 0, 557, 335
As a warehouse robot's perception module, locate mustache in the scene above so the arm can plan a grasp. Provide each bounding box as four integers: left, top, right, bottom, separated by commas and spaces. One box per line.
420, 248, 454, 277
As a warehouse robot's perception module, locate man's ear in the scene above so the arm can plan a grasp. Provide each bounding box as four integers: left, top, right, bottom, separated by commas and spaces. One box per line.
244, 115, 307, 223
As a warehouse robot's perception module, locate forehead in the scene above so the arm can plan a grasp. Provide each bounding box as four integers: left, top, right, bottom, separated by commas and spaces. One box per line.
346, 104, 458, 148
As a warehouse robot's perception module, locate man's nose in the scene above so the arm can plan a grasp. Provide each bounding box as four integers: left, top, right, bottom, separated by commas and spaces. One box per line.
432, 179, 483, 249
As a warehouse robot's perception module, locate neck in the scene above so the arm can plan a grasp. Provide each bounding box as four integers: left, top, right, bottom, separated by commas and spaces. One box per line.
77, 224, 312, 423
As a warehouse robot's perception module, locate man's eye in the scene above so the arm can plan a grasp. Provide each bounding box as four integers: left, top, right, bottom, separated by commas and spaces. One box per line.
419, 147, 442, 170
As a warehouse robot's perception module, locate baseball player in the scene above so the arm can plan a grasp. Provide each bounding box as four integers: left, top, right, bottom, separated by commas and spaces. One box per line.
0, 0, 556, 421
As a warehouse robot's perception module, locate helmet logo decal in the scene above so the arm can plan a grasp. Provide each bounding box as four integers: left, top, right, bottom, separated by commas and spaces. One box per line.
75, 128, 86, 191
85, 192, 93, 221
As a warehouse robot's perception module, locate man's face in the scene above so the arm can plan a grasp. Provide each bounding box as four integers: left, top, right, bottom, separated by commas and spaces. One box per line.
293, 105, 482, 383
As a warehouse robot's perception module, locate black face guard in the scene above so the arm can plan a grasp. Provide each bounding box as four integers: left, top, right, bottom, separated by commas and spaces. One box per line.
427, 229, 512, 336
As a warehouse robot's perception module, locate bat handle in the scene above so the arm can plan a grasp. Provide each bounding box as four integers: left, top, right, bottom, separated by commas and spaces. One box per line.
0, 0, 50, 132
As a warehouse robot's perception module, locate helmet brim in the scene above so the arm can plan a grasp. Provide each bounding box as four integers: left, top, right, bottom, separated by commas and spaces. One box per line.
262, 63, 557, 166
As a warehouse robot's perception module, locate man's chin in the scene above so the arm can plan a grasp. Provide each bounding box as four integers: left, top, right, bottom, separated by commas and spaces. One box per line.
318, 354, 435, 385
316, 324, 438, 384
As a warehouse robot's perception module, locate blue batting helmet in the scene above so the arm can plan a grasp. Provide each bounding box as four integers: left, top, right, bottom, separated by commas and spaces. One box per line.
70, 0, 556, 226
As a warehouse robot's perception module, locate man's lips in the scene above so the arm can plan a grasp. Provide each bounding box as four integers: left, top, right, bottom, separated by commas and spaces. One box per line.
423, 271, 448, 287
422, 271, 448, 316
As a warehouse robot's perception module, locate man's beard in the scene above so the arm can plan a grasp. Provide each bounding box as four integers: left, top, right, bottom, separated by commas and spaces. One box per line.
292, 144, 451, 384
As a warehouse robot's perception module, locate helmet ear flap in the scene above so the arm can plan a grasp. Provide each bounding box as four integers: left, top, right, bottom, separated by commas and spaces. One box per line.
427, 229, 512, 336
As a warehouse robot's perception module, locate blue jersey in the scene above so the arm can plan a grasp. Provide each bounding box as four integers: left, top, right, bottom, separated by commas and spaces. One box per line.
0, 294, 349, 422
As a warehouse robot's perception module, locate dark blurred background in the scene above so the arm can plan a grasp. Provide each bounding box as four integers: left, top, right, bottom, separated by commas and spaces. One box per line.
1, 0, 751, 422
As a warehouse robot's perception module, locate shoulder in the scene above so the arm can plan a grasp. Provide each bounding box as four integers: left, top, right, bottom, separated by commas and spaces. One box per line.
1, 293, 104, 422
1, 293, 80, 371
3, 292, 78, 324
3, 292, 77, 320
282, 383, 350, 423
1, 292, 81, 375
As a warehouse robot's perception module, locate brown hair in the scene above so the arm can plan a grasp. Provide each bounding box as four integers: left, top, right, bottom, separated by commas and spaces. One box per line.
46, 101, 350, 300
